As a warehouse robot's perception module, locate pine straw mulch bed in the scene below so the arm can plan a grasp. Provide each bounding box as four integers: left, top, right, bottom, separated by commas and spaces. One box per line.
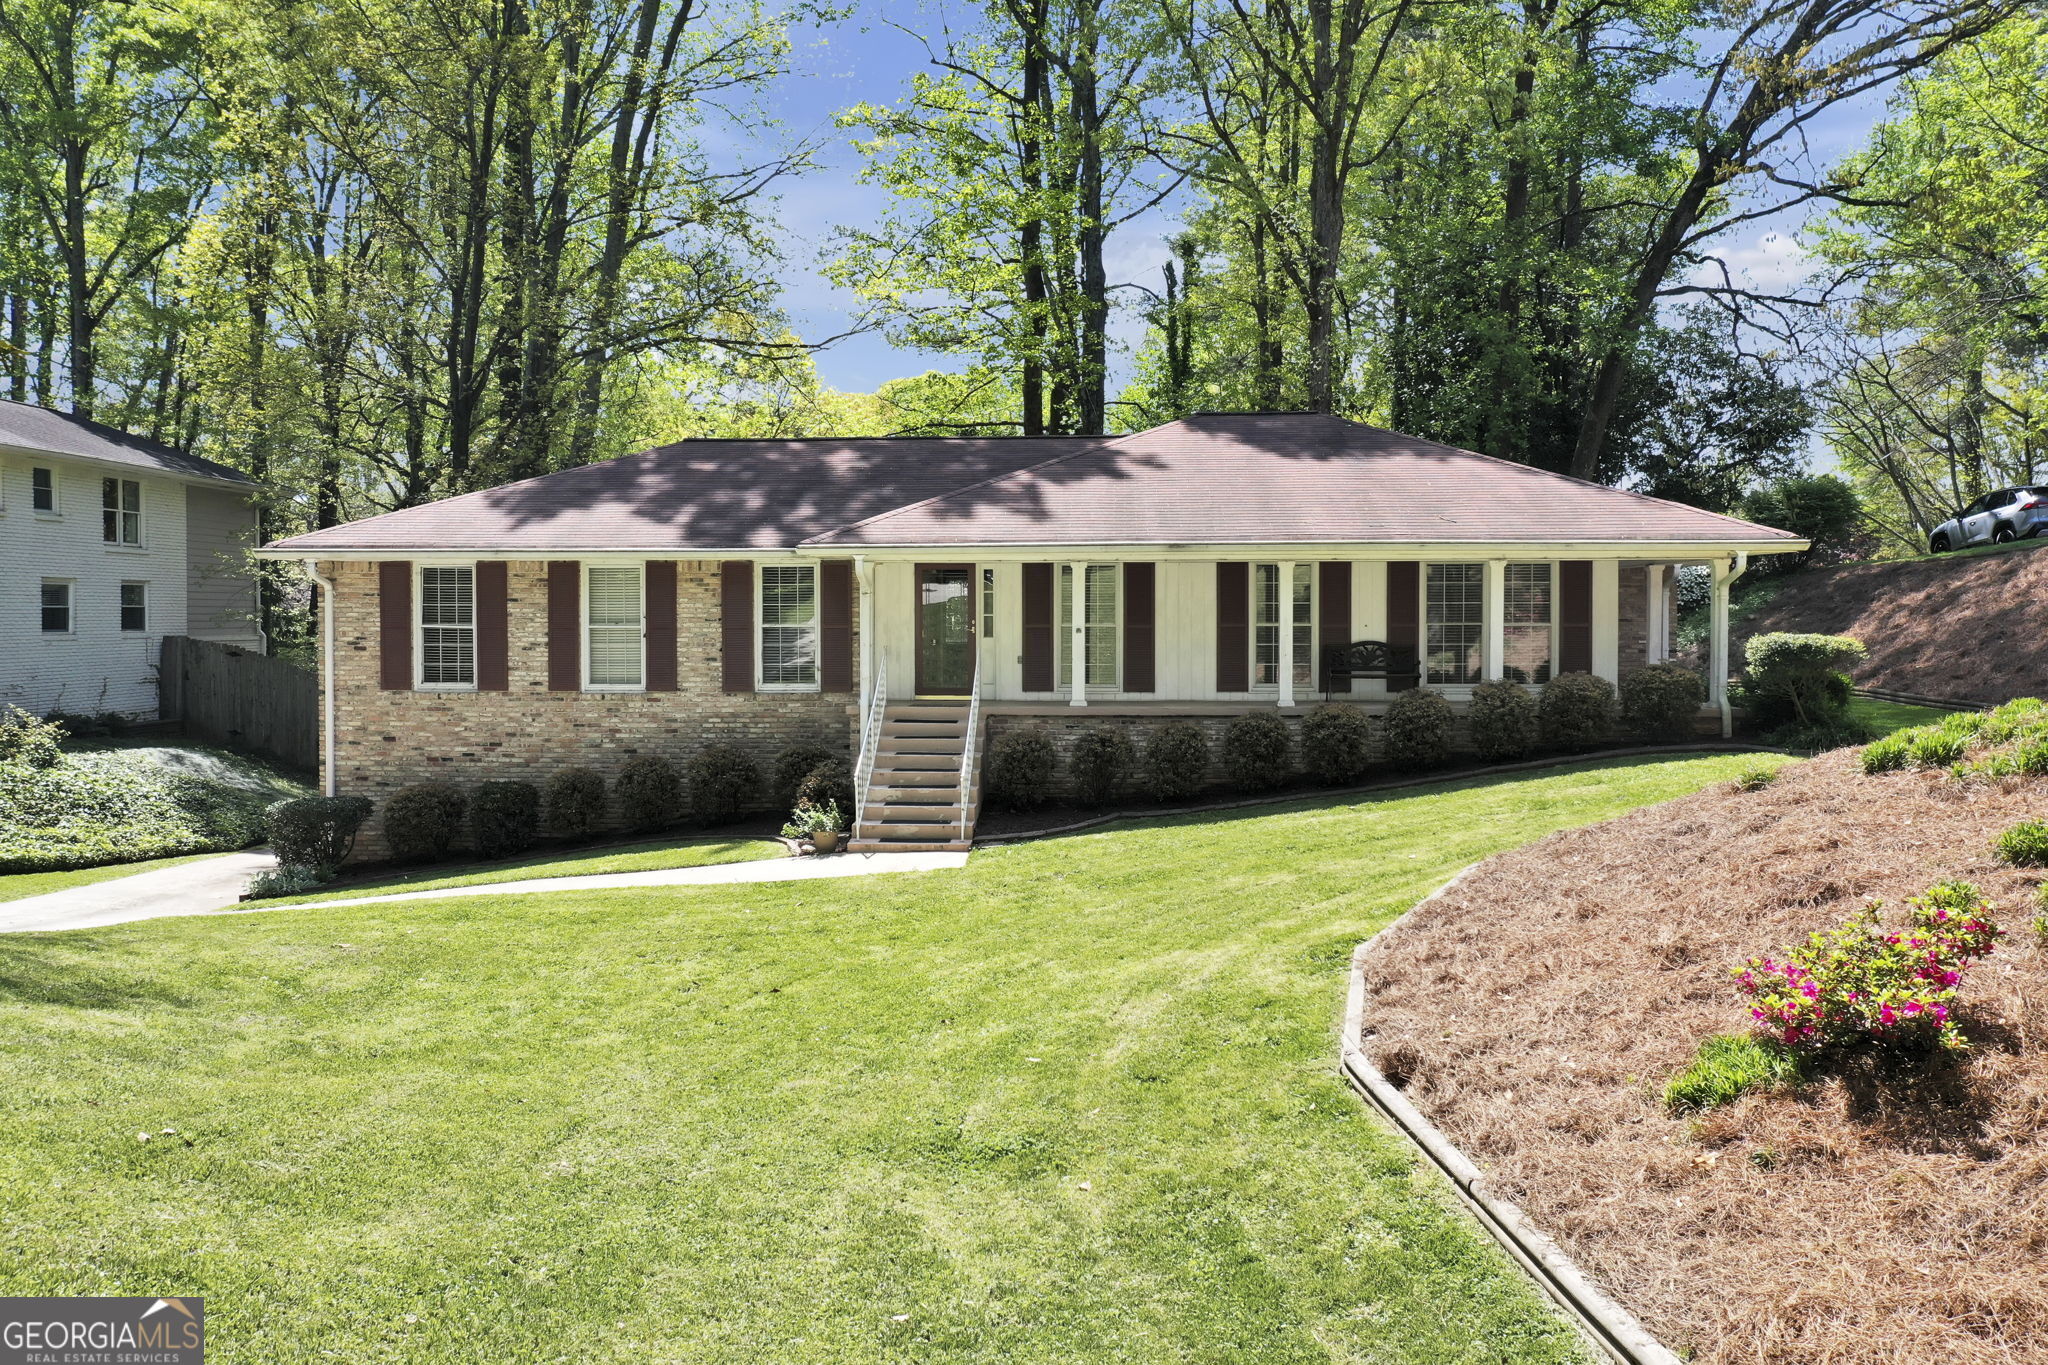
1357, 748, 2048, 1364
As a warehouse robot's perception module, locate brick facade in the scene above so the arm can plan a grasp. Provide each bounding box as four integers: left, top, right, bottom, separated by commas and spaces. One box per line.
322, 559, 856, 861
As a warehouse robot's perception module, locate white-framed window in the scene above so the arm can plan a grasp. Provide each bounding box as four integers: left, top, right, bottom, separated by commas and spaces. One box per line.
119, 582, 148, 632
1502, 563, 1554, 684
758, 563, 819, 690
31, 466, 55, 514
40, 580, 71, 633
981, 566, 996, 643
1058, 563, 1118, 688
1425, 563, 1484, 685
585, 564, 646, 689
1252, 563, 1314, 689
418, 564, 477, 688
102, 476, 141, 544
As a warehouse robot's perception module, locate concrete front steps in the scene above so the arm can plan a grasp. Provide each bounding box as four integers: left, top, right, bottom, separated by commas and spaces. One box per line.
847, 701, 981, 853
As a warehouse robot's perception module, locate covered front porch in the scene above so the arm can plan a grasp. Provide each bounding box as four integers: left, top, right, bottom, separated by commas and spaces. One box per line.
851, 551, 1753, 736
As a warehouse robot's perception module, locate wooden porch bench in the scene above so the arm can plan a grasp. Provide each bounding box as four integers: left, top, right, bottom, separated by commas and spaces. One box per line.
1321, 640, 1420, 700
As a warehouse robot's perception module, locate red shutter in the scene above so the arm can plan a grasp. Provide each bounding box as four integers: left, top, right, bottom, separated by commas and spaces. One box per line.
645, 561, 678, 692
1216, 562, 1249, 692
547, 561, 580, 691
475, 561, 509, 691
378, 561, 412, 691
1386, 561, 1419, 691
1021, 563, 1054, 692
820, 560, 853, 692
720, 561, 754, 693
1558, 560, 1594, 675
1318, 562, 1350, 693
1123, 562, 1156, 693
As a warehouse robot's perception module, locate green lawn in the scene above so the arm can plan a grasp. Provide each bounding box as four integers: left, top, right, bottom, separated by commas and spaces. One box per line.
0, 853, 225, 904
1846, 695, 1959, 735
0, 754, 1781, 1364
271, 834, 785, 904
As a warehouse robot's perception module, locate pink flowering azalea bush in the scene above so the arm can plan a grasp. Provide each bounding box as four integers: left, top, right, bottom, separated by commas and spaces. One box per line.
1733, 881, 2002, 1052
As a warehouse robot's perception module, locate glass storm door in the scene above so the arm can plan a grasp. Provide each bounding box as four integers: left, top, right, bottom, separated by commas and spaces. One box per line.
915, 564, 976, 696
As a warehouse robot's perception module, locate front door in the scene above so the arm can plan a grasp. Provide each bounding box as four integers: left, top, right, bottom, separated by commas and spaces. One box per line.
915, 564, 976, 696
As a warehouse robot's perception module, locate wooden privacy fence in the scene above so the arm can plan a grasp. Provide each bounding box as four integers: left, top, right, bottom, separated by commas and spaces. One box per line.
159, 636, 319, 772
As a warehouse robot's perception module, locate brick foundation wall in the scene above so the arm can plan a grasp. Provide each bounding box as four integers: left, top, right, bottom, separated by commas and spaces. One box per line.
322, 559, 856, 861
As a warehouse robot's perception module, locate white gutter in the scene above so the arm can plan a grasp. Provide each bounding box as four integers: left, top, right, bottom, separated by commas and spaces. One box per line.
304, 559, 338, 797
251, 539, 1810, 563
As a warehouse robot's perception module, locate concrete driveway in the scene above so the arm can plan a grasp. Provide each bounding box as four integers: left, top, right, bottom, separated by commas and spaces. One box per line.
0, 851, 275, 935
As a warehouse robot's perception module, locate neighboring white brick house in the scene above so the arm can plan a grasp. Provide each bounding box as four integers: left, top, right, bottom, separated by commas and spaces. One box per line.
0, 402, 263, 719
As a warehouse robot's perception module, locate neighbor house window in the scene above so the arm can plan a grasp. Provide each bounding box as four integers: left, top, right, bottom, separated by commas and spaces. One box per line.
1502, 563, 1553, 684
418, 565, 476, 686
981, 567, 996, 643
31, 466, 54, 513
40, 580, 70, 633
758, 564, 818, 690
1253, 563, 1314, 688
1425, 563, 1484, 685
119, 582, 148, 632
585, 565, 645, 688
102, 477, 141, 544
1058, 564, 1118, 688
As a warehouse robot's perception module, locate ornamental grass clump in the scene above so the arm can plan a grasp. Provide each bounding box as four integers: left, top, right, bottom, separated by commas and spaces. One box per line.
1993, 819, 2048, 867
1733, 881, 2002, 1053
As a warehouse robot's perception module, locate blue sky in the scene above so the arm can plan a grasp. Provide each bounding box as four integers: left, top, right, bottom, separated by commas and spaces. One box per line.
745, 2, 1901, 399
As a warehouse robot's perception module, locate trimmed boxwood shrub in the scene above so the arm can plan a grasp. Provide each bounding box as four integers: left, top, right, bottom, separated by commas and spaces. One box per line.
986, 727, 1058, 810
614, 756, 683, 832
1995, 820, 2048, 867
1467, 680, 1537, 762
794, 760, 856, 822
384, 782, 466, 863
1382, 689, 1454, 770
471, 781, 540, 859
1300, 705, 1373, 785
1221, 711, 1293, 791
543, 767, 607, 839
1743, 632, 1865, 728
688, 745, 762, 824
266, 794, 373, 870
1142, 722, 1209, 802
1621, 663, 1706, 742
1540, 672, 1617, 751
773, 743, 842, 806
1071, 727, 1138, 806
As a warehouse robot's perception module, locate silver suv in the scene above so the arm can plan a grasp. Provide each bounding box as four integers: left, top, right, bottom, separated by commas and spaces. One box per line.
1929, 487, 2048, 552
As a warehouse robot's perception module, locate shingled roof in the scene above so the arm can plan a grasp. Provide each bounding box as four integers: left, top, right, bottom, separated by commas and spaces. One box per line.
0, 400, 253, 486
265, 413, 1803, 555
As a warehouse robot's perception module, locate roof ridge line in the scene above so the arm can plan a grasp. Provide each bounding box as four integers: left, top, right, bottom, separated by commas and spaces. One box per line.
797, 430, 1134, 546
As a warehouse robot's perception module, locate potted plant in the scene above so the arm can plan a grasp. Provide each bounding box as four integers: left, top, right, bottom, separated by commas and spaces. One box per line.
781, 799, 845, 855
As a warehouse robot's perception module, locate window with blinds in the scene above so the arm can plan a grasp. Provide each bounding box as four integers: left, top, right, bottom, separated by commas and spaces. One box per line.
1502, 563, 1554, 684
758, 564, 818, 689
585, 565, 645, 687
419, 565, 476, 686
1425, 563, 1484, 685
1252, 564, 1314, 688
1057, 564, 1118, 688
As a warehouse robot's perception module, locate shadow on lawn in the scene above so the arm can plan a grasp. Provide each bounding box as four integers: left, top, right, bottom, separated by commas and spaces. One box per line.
0, 937, 194, 1011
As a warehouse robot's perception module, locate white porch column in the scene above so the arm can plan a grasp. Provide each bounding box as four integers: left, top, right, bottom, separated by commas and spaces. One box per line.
1644, 564, 1666, 663
1483, 558, 1506, 680
1709, 553, 1748, 737
1068, 560, 1087, 707
1277, 559, 1296, 708
856, 557, 875, 703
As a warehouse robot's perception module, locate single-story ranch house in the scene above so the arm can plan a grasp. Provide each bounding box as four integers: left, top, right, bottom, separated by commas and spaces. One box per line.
262, 412, 1804, 858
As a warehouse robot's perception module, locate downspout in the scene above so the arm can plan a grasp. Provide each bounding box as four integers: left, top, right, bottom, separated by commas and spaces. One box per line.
304, 558, 338, 797
1714, 551, 1748, 739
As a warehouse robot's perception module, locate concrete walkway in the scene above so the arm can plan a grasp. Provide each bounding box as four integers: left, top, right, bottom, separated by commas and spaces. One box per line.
0, 848, 968, 934
0, 850, 277, 935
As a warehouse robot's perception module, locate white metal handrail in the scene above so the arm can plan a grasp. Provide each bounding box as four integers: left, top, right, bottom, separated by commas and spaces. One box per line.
957, 654, 983, 842
852, 655, 887, 842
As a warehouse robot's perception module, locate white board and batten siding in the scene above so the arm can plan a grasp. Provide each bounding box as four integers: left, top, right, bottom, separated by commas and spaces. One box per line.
874, 557, 1626, 703
0, 454, 262, 718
